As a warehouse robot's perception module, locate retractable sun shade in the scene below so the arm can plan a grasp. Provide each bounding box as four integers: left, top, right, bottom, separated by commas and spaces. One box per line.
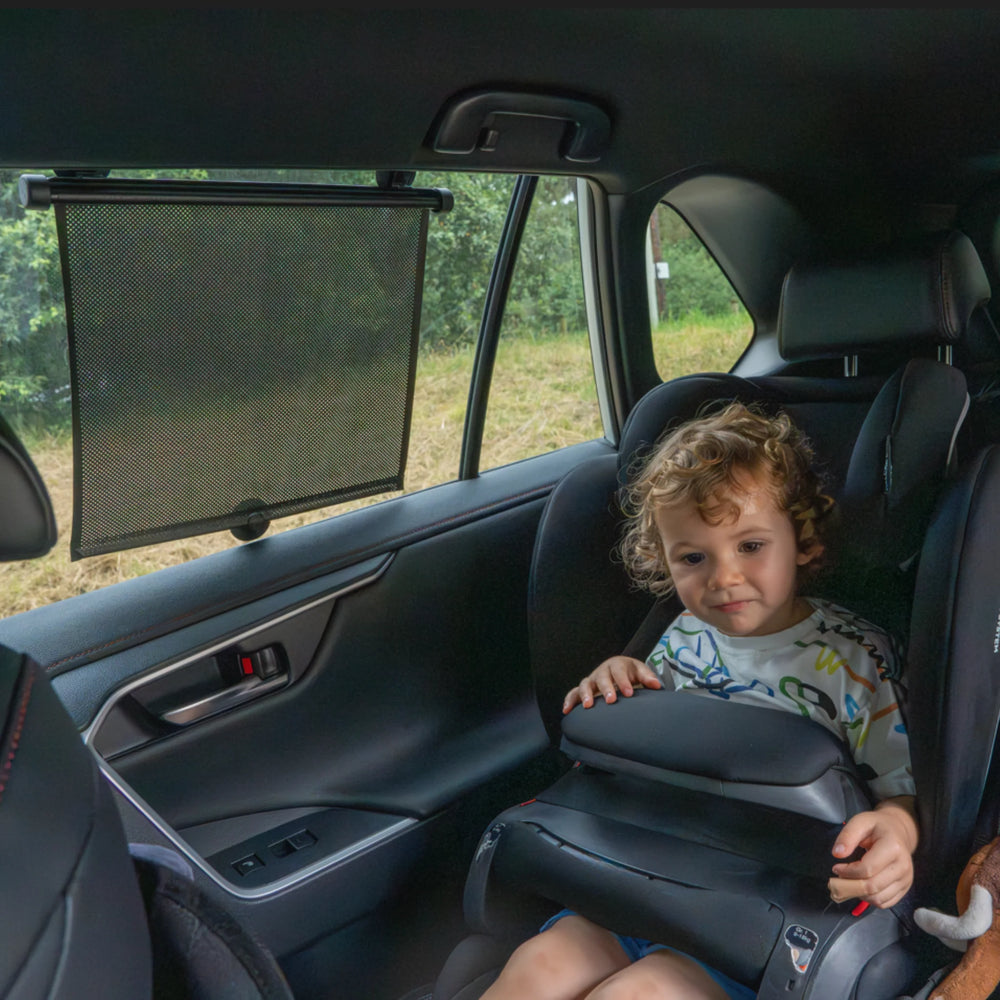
21, 175, 451, 560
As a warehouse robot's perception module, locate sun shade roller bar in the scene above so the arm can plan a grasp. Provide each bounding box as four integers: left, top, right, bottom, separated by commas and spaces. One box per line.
20, 175, 454, 212
21, 174, 452, 560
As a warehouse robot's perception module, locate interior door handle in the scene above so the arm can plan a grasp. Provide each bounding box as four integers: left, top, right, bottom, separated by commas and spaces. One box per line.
132, 645, 288, 727
157, 673, 286, 726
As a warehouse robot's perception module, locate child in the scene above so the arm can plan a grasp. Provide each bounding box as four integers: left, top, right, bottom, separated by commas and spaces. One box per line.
481, 401, 918, 1000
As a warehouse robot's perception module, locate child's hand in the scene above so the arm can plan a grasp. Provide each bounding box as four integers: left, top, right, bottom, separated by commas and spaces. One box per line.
562, 656, 662, 714
827, 797, 919, 909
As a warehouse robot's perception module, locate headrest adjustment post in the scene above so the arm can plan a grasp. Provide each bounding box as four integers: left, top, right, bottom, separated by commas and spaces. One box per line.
938, 344, 954, 365
844, 355, 859, 377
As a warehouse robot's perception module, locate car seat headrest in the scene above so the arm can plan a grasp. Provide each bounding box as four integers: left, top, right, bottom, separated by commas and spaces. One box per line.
0, 412, 57, 560
616, 373, 769, 479
813, 356, 969, 629
778, 230, 991, 362
843, 357, 968, 518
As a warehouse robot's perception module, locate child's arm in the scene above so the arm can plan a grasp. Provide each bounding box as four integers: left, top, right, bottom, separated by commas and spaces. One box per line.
827, 795, 919, 909
562, 655, 662, 714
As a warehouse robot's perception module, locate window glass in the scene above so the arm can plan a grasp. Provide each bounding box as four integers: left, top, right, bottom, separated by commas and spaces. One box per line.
0, 168, 515, 614
411, 170, 514, 478
480, 176, 601, 471
647, 202, 753, 378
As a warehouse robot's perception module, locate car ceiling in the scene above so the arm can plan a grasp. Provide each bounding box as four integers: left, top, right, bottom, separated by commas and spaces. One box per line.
7, 7, 1000, 336
3, 9, 1000, 210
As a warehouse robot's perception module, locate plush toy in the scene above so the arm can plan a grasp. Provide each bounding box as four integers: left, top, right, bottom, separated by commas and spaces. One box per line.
913, 836, 1000, 1000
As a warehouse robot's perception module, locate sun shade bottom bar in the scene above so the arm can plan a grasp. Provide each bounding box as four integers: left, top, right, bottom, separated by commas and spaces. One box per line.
72, 475, 404, 559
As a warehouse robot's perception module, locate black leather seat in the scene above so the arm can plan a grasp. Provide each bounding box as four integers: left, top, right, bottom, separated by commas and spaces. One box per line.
433, 230, 994, 1000
0, 414, 294, 1000
0, 413, 153, 1000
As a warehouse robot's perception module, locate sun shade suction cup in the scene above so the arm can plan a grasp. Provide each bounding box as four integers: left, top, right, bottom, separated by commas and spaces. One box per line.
21, 174, 452, 559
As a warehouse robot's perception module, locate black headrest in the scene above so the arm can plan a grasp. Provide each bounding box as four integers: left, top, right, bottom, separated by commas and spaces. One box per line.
778, 230, 991, 362
616, 373, 764, 477
0, 413, 57, 560
843, 357, 968, 517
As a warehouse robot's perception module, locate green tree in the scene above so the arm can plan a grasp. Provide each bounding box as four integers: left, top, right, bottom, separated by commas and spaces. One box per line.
416, 171, 515, 350
652, 203, 742, 321
504, 175, 585, 337
0, 170, 67, 428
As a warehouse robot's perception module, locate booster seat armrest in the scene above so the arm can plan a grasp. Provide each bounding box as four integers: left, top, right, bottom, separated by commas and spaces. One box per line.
560, 689, 858, 787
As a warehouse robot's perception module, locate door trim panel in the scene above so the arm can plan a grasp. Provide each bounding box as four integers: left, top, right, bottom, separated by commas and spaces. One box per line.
81, 553, 390, 750
100, 760, 417, 901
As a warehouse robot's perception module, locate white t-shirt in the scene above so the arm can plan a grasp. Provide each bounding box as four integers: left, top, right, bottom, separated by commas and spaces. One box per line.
645, 598, 914, 801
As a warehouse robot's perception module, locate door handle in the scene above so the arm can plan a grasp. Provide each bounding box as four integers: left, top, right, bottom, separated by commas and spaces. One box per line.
156, 672, 286, 726
132, 645, 288, 727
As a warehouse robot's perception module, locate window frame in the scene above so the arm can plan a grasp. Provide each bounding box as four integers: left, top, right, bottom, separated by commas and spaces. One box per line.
459, 174, 538, 479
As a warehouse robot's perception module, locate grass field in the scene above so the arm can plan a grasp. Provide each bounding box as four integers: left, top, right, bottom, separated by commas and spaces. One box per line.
0, 316, 749, 618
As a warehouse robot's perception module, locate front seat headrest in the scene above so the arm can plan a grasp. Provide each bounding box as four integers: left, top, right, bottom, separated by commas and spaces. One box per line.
0, 412, 57, 560
778, 229, 991, 361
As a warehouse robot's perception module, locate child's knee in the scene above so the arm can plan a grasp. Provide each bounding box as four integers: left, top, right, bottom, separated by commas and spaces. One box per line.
506, 932, 575, 982
586, 968, 669, 1000
584, 952, 725, 1000
495, 918, 626, 993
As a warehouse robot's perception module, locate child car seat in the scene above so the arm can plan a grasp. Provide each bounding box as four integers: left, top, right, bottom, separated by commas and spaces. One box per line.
432, 230, 992, 1000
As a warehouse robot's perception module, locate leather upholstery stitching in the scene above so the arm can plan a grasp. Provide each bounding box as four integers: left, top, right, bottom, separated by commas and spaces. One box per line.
938, 238, 957, 340
0, 666, 35, 804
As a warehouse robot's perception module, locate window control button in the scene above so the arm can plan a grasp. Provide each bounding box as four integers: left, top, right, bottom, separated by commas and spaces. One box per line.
288, 829, 317, 851
268, 839, 295, 859
232, 853, 265, 877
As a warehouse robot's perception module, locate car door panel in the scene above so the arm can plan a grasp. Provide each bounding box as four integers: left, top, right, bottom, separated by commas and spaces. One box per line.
104, 505, 548, 828
105, 769, 458, 982
0, 442, 610, 982
0, 440, 606, 682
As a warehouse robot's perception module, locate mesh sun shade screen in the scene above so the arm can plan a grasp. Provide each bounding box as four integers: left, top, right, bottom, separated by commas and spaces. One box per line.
56, 197, 429, 560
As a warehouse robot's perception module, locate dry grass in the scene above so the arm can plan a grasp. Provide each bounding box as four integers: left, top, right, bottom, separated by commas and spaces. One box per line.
652, 313, 751, 376
0, 319, 748, 618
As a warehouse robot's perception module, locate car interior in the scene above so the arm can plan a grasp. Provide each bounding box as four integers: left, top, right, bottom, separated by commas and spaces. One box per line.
5, 10, 1000, 1000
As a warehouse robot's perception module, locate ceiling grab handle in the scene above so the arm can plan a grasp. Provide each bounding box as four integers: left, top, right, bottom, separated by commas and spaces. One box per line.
430, 89, 611, 163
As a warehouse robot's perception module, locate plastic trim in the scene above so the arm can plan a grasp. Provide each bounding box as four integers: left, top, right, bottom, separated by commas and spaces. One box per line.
82, 554, 390, 746
97, 759, 417, 901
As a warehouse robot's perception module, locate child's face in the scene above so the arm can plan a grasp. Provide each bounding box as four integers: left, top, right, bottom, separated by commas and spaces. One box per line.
654, 472, 817, 637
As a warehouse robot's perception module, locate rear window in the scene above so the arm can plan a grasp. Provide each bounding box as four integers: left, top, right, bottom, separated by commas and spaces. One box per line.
0, 168, 602, 614
646, 202, 753, 378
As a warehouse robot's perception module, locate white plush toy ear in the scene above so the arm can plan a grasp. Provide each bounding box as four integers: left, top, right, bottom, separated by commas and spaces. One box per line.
914, 884, 994, 952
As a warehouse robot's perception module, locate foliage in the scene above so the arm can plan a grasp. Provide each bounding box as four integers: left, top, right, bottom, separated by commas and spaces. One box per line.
416, 171, 515, 349
0, 167, 738, 438
416, 172, 586, 348
0, 171, 67, 430
504, 176, 587, 337
650, 203, 745, 321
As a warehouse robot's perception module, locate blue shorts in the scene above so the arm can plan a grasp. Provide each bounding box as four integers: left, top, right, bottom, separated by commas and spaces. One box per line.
540, 910, 756, 1000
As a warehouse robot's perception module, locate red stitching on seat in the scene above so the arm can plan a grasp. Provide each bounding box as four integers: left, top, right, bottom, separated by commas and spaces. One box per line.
0, 668, 36, 805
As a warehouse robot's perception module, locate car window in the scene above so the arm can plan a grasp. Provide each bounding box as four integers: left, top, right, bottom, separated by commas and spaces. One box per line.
0, 168, 599, 615
480, 176, 602, 471
647, 202, 753, 378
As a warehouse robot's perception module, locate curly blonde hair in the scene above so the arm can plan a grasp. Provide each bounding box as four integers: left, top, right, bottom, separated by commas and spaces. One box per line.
620, 401, 834, 596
